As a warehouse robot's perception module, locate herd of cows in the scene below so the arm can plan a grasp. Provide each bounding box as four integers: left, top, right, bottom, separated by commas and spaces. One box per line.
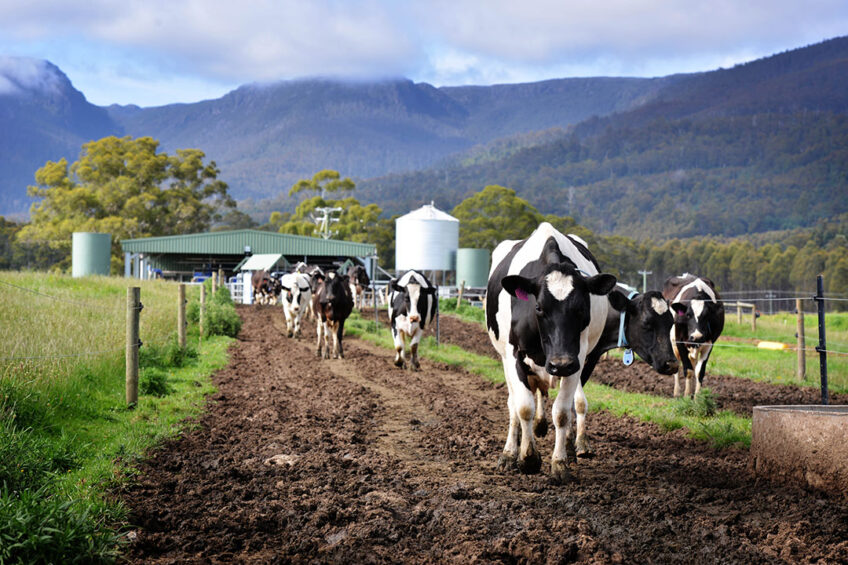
250, 262, 437, 366
248, 222, 726, 483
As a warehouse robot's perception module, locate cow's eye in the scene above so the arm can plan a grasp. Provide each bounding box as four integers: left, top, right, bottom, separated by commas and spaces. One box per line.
534, 303, 543, 314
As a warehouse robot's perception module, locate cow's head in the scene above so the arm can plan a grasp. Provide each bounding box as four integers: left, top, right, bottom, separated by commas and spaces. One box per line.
348, 265, 370, 287
320, 272, 351, 312
503, 265, 616, 377
611, 290, 678, 375
391, 279, 437, 328
671, 293, 723, 351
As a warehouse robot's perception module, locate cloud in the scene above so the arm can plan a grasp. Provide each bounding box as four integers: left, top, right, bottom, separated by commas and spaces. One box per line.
0, 56, 63, 95
1, 0, 847, 104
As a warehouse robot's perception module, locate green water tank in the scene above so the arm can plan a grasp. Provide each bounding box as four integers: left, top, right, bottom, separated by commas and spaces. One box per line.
456, 248, 490, 288
72, 232, 112, 277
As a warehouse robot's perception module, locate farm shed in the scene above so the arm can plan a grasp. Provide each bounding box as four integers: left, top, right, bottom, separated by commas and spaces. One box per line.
121, 229, 377, 281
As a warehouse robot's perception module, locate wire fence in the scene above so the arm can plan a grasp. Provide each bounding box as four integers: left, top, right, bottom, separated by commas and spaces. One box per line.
0, 277, 130, 364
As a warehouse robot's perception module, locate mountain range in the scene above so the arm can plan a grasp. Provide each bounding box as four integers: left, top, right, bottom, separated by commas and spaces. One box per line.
1, 36, 847, 240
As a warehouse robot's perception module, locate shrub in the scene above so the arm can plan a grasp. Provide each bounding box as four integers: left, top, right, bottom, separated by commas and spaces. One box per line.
186, 282, 241, 337
203, 302, 242, 338
139, 339, 197, 370
139, 368, 173, 397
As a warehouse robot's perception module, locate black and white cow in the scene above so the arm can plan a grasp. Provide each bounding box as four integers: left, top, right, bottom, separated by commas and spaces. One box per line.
295, 263, 325, 320
486, 222, 617, 483
388, 270, 438, 370
662, 274, 725, 398
279, 272, 312, 338
347, 264, 371, 309
312, 271, 354, 359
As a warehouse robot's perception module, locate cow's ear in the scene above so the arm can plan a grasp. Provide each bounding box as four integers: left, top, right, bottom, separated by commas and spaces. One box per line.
671, 302, 687, 318
502, 275, 537, 301
608, 289, 629, 311
586, 273, 617, 296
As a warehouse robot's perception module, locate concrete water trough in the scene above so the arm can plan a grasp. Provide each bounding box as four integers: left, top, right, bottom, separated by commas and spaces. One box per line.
750, 405, 848, 498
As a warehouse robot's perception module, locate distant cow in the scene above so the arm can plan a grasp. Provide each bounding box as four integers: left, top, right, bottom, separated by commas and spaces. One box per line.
295, 263, 325, 320
388, 270, 438, 370
662, 274, 725, 397
251, 270, 273, 305
279, 272, 312, 338
347, 265, 371, 309
486, 222, 617, 482
312, 271, 354, 359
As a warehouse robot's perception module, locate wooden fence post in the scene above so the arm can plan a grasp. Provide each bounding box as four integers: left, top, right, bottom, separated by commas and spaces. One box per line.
751, 304, 757, 332
200, 284, 206, 344
456, 280, 465, 310
211, 272, 218, 294
178, 283, 186, 348
796, 298, 806, 381
126, 286, 141, 408
737, 302, 742, 324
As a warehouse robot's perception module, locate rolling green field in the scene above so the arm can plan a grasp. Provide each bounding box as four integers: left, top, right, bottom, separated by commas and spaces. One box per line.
0, 272, 233, 563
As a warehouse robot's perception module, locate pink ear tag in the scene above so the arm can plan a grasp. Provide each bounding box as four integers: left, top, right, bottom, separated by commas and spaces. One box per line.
515, 288, 530, 301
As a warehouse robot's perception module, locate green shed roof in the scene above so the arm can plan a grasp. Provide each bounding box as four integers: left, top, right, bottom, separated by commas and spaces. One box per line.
121, 229, 376, 257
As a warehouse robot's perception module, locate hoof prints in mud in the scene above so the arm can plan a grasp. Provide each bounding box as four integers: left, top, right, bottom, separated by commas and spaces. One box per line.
120, 306, 848, 564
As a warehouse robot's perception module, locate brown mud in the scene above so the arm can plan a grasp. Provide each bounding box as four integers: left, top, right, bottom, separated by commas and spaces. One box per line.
119, 306, 848, 564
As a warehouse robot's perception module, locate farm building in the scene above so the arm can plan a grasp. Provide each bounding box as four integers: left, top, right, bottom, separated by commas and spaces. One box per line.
121, 229, 377, 282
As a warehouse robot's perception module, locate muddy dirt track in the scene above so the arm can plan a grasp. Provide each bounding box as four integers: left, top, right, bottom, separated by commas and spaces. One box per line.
120, 306, 848, 564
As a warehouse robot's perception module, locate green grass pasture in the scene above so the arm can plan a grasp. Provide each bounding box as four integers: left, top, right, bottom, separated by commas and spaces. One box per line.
0, 272, 232, 563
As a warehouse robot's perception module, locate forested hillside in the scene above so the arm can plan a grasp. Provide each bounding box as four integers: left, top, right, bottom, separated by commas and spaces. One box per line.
359, 36, 848, 238
361, 111, 848, 238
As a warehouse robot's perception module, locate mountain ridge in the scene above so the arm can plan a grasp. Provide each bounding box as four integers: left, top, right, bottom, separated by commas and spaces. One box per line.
0, 36, 846, 241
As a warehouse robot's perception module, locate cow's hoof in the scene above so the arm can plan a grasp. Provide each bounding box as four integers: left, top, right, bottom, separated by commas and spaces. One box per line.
575, 436, 594, 459
410, 361, 420, 372
550, 459, 573, 485
517, 451, 542, 475
394, 358, 404, 368
534, 418, 548, 438
497, 453, 517, 473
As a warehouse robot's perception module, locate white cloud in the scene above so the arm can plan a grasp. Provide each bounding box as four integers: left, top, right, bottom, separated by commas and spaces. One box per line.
0, 0, 846, 105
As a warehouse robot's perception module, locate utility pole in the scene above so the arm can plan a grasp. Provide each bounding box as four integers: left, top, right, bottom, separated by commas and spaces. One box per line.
313, 206, 343, 239
638, 270, 652, 292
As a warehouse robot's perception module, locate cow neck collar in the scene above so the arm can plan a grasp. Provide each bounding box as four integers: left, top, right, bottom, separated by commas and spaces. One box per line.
617, 290, 640, 348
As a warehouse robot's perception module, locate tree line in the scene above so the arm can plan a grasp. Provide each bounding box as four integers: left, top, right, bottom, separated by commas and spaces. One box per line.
1, 136, 844, 310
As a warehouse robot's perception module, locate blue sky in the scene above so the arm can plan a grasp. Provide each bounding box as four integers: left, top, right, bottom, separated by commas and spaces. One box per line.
1, 0, 846, 108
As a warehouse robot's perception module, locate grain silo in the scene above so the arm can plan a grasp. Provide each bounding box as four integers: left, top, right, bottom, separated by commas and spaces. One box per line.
456, 248, 490, 288
395, 203, 459, 272
72, 232, 112, 277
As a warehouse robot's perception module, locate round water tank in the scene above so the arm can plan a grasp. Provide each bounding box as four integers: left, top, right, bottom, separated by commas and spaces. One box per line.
395, 203, 459, 272
456, 248, 490, 288
72, 232, 112, 277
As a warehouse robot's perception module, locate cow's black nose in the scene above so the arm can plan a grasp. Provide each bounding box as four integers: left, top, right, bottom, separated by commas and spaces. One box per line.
546, 357, 579, 377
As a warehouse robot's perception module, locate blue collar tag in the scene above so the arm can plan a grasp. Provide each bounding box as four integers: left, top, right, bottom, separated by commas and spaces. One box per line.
622, 348, 634, 366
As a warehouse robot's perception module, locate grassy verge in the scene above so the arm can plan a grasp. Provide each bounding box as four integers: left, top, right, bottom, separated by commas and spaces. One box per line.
346, 310, 750, 448
0, 272, 235, 563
